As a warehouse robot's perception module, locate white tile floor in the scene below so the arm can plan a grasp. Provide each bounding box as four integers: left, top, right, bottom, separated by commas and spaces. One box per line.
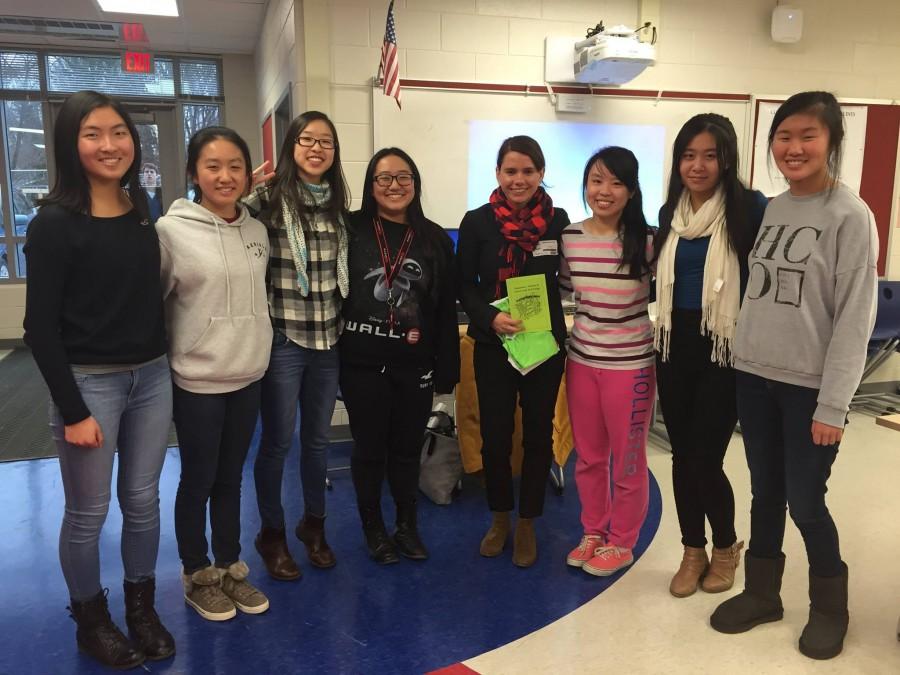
465, 413, 900, 674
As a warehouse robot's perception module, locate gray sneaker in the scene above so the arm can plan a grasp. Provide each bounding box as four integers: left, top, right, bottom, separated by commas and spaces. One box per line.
221, 561, 269, 614
183, 566, 236, 622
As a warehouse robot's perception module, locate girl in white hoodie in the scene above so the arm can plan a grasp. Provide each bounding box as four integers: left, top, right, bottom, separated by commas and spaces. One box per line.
156, 127, 272, 622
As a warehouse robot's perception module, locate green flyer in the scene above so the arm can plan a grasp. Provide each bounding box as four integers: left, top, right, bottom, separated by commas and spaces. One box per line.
505, 274, 551, 333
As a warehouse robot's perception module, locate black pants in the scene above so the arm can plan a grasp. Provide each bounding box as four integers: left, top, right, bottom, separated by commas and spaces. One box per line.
737, 371, 842, 577
656, 309, 738, 549
340, 363, 434, 509
173, 381, 261, 574
473, 342, 565, 519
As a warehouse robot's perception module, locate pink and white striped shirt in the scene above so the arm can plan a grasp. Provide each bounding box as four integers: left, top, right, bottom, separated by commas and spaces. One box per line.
560, 221, 654, 370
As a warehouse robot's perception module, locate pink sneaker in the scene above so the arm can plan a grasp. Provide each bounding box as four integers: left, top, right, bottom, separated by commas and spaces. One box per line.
566, 535, 605, 568
583, 545, 634, 577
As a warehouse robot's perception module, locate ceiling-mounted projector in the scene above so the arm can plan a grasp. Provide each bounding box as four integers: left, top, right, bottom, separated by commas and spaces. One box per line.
573, 25, 655, 85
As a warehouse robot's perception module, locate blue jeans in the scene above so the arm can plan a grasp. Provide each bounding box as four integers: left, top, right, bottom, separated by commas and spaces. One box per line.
50, 356, 172, 601
254, 332, 339, 527
736, 371, 842, 577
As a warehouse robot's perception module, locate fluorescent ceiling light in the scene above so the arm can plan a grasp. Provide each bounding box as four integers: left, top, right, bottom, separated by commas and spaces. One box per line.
9, 127, 44, 135
97, 0, 179, 17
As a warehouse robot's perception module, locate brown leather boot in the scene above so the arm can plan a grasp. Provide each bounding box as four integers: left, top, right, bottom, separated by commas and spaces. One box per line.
703, 540, 745, 593
255, 527, 301, 581
479, 511, 510, 557
670, 546, 709, 597
512, 517, 537, 568
295, 513, 336, 568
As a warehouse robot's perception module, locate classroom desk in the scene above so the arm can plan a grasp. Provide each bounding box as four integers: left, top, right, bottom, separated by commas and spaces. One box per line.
454, 323, 574, 477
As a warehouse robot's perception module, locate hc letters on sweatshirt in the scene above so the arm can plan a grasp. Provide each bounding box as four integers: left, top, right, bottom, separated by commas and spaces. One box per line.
156, 198, 273, 394
560, 224, 655, 369
733, 183, 878, 427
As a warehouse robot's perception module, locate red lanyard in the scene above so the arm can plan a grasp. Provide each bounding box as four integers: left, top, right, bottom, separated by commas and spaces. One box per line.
373, 216, 415, 328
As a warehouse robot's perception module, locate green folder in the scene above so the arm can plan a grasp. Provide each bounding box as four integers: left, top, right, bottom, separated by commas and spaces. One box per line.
505, 274, 552, 333
490, 296, 559, 372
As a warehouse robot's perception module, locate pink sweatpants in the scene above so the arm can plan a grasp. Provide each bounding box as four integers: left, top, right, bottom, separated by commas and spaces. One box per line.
566, 360, 655, 549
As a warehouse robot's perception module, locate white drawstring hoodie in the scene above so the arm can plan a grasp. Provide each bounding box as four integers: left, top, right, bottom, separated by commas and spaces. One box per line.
157, 198, 273, 394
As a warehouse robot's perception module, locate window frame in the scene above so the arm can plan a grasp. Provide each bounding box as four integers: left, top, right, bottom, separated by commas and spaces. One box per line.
0, 46, 225, 284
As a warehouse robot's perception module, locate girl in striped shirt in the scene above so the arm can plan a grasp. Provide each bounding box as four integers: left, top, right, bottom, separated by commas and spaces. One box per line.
561, 146, 655, 576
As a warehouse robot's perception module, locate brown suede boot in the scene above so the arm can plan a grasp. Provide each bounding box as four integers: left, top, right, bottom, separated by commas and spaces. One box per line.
512, 517, 537, 568
255, 527, 302, 581
295, 513, 336, 568
669, 546, 709, 598
702, 540, 745, 593
479, 511, 511, 557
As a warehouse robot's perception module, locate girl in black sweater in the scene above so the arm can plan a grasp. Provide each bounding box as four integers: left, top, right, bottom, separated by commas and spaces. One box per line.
23, 91, 173, 669
456, 135, 569, 568
340, 147, 459, 563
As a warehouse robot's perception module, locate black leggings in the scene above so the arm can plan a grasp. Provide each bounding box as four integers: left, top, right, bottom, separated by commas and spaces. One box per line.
173, 381, 261, 574
656, 309, 738, 549
340, 363, 434, 509
473, 342, 564, 519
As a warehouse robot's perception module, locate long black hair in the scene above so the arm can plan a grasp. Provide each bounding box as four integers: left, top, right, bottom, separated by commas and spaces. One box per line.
583, 146, 651, 278
39, 90, 148, 220
654, 113, 751, 259
360, 146, 444, 262
769, 91, 844, 189
185, 126, 253, 204
269, 110, 349, 230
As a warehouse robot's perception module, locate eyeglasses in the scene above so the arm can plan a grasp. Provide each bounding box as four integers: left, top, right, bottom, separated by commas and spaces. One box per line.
296, 135, 335, 150
373, 173, 414, 187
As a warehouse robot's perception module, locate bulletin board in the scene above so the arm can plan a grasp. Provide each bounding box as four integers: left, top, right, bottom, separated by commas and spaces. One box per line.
750, 96, 900, 276
373, 82, 752, 229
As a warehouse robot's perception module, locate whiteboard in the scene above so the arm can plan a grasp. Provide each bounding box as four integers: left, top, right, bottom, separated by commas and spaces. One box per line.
751, 99, 868, 197
373, 87, 751, 229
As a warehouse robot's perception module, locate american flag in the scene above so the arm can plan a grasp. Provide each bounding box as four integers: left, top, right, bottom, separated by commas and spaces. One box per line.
379, 1, 401, 109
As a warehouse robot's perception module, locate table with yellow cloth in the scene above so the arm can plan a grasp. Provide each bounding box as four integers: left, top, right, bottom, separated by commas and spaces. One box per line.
454, 333, 574, 476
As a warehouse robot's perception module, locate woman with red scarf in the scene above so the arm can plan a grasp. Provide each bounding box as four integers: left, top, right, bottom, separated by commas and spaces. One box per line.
456, 135, 569, 567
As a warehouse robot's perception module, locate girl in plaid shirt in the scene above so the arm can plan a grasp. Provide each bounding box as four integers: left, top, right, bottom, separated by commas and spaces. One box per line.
245, 111, 351, 580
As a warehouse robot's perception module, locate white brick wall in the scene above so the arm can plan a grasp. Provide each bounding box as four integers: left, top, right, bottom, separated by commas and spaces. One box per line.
252, 0, 900, 280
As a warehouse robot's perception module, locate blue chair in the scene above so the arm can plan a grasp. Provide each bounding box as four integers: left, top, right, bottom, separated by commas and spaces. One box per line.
853, 281, 900, 414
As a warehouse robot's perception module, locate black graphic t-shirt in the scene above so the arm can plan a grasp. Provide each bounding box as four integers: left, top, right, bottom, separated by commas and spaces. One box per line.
339, 211, 459, 392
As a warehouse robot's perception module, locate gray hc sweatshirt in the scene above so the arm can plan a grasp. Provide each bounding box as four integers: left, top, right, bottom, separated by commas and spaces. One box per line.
733, 183, 878, 428
156, 198, 273, 394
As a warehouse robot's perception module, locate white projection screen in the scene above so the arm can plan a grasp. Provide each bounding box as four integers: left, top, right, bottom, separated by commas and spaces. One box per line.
373, 88, 751, 230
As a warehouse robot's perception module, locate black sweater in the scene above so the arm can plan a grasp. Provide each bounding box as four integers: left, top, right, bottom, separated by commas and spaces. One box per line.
23, 205, 167, 424
456, 203, 570, 347
339, 211, 460, 393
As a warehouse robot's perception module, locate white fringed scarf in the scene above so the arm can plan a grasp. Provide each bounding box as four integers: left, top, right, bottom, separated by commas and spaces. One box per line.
654, 188, 740, 366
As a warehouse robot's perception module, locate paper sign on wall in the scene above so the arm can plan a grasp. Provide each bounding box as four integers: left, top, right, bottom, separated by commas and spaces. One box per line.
752, 101, 867, 197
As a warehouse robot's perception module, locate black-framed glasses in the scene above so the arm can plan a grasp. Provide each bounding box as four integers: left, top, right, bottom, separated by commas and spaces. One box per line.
373, 173, 414, 187
296, 135, 335, 150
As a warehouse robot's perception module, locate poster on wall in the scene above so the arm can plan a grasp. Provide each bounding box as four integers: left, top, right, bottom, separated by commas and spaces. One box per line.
752, 100, 867, 197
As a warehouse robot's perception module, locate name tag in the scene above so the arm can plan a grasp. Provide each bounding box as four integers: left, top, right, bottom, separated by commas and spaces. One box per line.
533, 240, 558, 257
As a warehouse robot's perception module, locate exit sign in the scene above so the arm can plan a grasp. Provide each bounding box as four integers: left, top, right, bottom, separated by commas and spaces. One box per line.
122, 52, 153, 74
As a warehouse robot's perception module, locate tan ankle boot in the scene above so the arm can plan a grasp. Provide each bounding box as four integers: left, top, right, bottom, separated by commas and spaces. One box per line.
512, 517, 537, 568
702, 540, 745, 593
670, 546, 709, 598
479, 511, 511, 557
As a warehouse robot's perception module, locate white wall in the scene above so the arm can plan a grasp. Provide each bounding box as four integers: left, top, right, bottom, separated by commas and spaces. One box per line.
223, 54, 263, 164
256, 0, 900, 277
254, 0, 308, 162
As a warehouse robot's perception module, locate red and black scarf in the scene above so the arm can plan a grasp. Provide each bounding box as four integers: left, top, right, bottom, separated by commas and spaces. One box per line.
489, 186, 554, 299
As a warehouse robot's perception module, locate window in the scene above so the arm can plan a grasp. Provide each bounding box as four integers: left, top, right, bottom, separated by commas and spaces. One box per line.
46, 53, 175, 97
182, 104, 221, 147
1, 99, 47, 280
179, 60, 221, 97
0, 51, 40, 91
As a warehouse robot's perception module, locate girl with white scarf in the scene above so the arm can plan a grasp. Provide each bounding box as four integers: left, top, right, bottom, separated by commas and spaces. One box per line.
653, 114, 768, 599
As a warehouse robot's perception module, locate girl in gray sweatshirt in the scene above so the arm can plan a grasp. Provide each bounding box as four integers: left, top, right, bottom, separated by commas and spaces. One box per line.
710, 92, 878, 661
156, 127, 272, 623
